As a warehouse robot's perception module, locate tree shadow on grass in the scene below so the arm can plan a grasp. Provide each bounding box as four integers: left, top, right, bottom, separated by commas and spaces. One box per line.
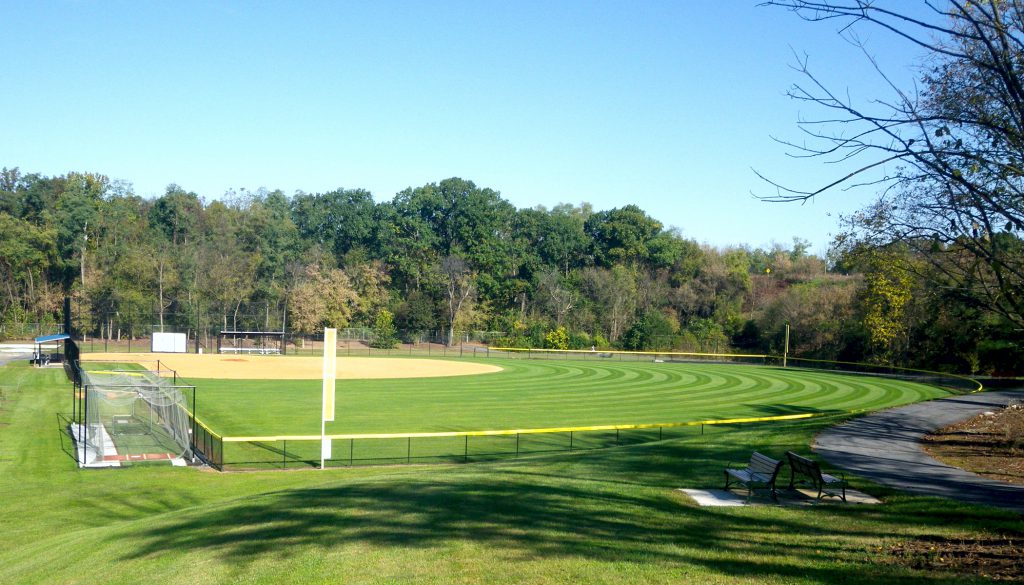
115, 438, 1014, 584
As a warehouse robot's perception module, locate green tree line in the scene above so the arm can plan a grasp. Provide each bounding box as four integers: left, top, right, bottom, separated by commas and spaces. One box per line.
1, 167, 1020, 374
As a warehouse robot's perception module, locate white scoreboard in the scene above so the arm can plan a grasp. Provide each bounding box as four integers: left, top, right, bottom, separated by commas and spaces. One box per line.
152, 332, 187, 353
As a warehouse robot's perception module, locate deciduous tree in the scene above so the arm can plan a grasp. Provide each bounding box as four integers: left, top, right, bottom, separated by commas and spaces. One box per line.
288, 264, 360, 334
441, 255, 475, 346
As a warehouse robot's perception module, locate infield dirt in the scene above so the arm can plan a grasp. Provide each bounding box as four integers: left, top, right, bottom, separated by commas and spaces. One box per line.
79, 352, 503, 380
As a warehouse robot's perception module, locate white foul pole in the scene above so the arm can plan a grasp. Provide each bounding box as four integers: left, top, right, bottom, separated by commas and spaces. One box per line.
321, 328, 337, 469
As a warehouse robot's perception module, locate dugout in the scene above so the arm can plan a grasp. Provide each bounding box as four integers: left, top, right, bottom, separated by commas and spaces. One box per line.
217, 330, 286, 355
32, 333, 69, 367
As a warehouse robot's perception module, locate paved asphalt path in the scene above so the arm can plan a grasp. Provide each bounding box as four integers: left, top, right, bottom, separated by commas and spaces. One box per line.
0, 353, 30, 368
814, 389, 1024, 513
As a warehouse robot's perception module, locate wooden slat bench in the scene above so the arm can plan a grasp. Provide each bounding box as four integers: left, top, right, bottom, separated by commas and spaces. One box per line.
785, 451, 847, 502
724, 451, 784, 502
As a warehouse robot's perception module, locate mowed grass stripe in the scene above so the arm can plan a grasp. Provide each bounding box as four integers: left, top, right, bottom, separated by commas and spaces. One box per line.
788, 370, 939, 410
189, 359, 950, 437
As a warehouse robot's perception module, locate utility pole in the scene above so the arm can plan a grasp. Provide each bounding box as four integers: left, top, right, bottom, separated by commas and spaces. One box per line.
783, 323, 790, 368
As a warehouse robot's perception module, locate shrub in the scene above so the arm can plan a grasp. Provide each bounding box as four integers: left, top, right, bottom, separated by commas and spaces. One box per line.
369, 309, 399, 349
567, 331, 592, 350
544, 326, 569, 350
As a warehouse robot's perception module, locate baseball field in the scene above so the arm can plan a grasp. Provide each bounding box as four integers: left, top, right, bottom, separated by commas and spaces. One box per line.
78, 353, 950, 469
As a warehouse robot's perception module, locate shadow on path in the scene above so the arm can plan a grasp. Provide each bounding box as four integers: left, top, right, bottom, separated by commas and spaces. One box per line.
814, 389, 1024, 513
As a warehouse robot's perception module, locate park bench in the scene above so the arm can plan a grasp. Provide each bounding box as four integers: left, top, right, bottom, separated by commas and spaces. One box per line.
724, 451, 784, 501
785, 451, 847, 502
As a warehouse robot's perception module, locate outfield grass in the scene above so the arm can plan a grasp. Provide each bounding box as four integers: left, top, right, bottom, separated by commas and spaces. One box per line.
162, 358, 950, 468
182, 358, 948, 436
4, 360, 1018, 584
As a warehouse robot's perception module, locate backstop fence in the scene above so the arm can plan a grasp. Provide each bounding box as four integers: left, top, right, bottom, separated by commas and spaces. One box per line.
64, 321, 504, 358
0, 322, 64, 341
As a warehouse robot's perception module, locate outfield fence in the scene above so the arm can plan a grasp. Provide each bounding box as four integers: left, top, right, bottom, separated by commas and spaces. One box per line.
217, 412, 839, 471
781, 356, 984, 394
190, 414, 223, 469
485, 347, 772, 365
485, 348, 984, 393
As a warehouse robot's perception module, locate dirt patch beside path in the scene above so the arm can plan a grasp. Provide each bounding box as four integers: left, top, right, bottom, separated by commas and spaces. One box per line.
922, 402, 1024, 486
80, 352, 503, 380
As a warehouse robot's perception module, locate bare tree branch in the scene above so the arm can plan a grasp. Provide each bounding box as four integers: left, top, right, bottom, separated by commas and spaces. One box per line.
760, 0, 1024, 326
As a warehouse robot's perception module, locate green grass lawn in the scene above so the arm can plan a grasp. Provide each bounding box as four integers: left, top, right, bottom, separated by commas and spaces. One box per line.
3, 360, 1019, 584
180, 359, 948, 437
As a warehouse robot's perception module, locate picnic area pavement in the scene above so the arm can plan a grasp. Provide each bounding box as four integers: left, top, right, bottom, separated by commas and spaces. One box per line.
813, 388, 1024, 513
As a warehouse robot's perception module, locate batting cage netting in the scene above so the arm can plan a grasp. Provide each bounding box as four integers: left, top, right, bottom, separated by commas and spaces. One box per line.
73, 367, 194, 467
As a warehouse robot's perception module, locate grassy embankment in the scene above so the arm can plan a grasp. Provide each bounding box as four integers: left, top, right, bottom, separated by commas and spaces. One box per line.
0, 360, 1018, 584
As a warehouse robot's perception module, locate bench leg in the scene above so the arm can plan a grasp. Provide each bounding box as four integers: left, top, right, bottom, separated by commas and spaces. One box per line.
816, 483, 848, 502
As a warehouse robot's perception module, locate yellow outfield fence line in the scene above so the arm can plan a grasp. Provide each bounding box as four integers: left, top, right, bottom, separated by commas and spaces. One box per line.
220, 411, 824, 443
782, 356, 985, 393
489, 347, 985, 393
488, 347, 771, 359
191, 416, 222, 440
84, 370, 152, 377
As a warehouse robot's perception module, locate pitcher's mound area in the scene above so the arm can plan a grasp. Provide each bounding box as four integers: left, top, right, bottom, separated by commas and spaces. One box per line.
80, 353, 502, 380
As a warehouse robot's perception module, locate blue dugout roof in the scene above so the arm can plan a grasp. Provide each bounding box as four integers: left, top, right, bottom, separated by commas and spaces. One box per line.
34, 334, 70, 343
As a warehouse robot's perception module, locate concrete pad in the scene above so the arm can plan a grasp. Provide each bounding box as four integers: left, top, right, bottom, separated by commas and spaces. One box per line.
848, 488, 881, 504
781, 487, 882, 506
679, 487, 881, 507
679, 489, 747, 506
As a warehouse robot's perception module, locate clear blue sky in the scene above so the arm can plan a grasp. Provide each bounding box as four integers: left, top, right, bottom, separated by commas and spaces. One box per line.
2, 1, 938, 254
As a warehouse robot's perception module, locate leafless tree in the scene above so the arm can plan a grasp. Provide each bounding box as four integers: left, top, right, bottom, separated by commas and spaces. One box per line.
441, 256, 475, 346
760, 0, 1024, 326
